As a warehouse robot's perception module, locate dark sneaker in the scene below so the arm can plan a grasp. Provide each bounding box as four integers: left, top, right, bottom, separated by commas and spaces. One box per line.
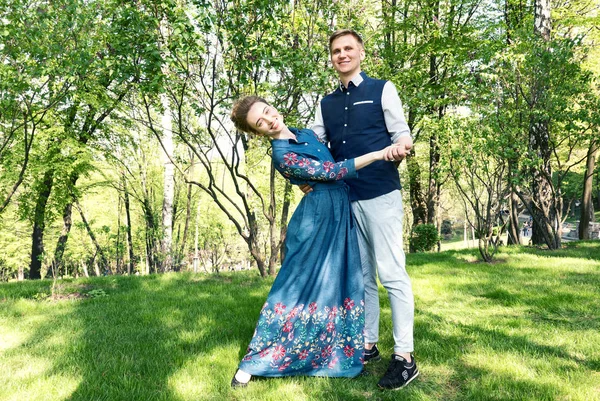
230, 376, 248, 389
377, 354, 419, 390
364, 344, 381, 364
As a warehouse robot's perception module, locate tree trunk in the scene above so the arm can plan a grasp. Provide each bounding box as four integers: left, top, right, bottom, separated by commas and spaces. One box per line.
529, 0, 558, 249
507, 189, 521, 245
279, 181, 293, 263
29, 169, 55, 279
579, 140, 598, 239
75, 200, 109, 274
407, 148, 428, 226
426, 54, 442, 226
50, 172, 80, 277
122, 176, 135, 275
160, 94, 175, 272
267, 166, 281, 276
49, 202, 73, 278
179, 155, 194, 268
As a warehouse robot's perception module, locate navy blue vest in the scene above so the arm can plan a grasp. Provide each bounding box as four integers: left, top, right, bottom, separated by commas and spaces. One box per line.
321, 72, 401, 201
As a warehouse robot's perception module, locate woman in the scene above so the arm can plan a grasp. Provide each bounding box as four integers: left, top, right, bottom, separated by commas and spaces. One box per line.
229, 96, 395, 387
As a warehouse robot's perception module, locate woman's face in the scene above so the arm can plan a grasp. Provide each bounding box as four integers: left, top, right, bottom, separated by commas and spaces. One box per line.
246, 102, 284, 137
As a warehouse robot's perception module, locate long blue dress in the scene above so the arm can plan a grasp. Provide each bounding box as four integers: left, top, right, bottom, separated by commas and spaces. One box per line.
238, 128, 365, 378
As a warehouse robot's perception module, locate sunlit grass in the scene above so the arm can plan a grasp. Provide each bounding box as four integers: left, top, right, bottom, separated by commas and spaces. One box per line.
1, 241, 599, 400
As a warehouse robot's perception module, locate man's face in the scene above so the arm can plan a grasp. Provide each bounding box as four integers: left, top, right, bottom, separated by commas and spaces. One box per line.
330, 34, 365, 79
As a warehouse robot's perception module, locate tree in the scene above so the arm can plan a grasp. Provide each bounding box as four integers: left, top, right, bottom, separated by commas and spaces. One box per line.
445, 116, 509, 262
373, 0, 484, 242
579, 138, 598, 239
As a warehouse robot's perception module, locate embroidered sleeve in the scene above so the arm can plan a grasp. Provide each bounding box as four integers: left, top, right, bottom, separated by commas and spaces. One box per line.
273, 151, 357, 182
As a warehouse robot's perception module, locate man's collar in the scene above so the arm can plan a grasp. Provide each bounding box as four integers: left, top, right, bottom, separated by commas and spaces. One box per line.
339, 71, 366, 91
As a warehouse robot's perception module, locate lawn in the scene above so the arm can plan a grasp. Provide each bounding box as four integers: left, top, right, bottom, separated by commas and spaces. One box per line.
1, 242, 599, 401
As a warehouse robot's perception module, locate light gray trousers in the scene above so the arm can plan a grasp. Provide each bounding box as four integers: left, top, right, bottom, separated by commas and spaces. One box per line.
352, 190, 414, 353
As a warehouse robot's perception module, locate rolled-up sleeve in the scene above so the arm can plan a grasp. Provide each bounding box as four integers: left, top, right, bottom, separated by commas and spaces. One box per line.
382, 82, 411, 144
310, 102, 328, 143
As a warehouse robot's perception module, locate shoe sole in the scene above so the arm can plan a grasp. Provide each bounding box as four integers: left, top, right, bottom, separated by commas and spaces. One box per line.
364, 355, 381, 364
378, 369, 420, 390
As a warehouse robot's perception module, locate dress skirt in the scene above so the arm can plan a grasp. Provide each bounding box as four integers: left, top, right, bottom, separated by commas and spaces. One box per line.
238, 181, 365, 378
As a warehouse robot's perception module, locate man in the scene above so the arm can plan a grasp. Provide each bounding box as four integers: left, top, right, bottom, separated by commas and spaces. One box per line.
308, 29, 418, 390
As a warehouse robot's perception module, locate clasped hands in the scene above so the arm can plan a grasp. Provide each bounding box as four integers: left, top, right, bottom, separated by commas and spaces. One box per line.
383, 142, 411, 162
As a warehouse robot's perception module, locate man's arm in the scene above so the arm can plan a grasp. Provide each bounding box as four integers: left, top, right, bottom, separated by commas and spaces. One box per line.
382, 81, 413, 161
310, 102, 328, 143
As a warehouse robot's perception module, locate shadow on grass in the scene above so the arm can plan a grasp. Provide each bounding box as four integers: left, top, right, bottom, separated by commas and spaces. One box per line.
3, 241, 599, 401
2, 273, 270, 401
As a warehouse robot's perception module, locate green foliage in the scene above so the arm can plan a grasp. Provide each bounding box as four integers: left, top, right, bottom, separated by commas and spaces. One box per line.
2, 0, 599, 277
31, 291, 50, 301
410, 224, 440, 253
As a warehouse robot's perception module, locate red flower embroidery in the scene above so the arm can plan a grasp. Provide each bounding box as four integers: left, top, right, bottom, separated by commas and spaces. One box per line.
259, 348, 270, 358
274, 303, 286, 315
298, 349, 309, 360
283, 153, 298, 166
298, 158, 311, 168
326, 322, 335, 332
343, 298, 355, 310
337, 168, 348, 179
343, 345, 355, 357
283, 321, 293, 333
287, 306, 299, 320
323, 161, 335, 172
273, 345, 286, 360
328, 307, 338, 320
308, 302, 317, 314
321, 345, 333, 358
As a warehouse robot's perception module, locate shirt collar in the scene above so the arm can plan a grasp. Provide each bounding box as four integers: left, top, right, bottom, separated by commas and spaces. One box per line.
271, 127, 307, 144
339, 71, 366, 91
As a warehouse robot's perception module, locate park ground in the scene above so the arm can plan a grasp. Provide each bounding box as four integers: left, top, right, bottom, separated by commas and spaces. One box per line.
1, 242, 599, 401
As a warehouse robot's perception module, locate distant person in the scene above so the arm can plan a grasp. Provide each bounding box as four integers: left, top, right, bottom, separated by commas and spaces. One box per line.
307, 29, 418, 390
228, 95, 399, 387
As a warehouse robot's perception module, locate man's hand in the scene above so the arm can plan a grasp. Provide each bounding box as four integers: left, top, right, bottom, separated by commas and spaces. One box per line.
383, 143, 410, 162
299, 184, 313, 194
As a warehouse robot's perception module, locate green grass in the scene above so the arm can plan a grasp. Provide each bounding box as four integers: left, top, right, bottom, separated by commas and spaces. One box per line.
1, 242, 599, 401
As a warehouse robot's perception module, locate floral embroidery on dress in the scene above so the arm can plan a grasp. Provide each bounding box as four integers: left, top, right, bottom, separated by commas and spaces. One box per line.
241, 299, 364, 373
278, 152, 351, 182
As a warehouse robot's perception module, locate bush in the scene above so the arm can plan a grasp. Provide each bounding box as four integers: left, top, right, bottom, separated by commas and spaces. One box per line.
410, 224, 440, 253
441, 219, 453, 236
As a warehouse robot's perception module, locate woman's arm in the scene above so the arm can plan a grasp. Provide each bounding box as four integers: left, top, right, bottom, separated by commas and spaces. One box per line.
273, 147, 390, 183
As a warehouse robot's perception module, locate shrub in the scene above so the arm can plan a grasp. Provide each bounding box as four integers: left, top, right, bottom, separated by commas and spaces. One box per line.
410, 224, 440, 253
441, 219, 453, 235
